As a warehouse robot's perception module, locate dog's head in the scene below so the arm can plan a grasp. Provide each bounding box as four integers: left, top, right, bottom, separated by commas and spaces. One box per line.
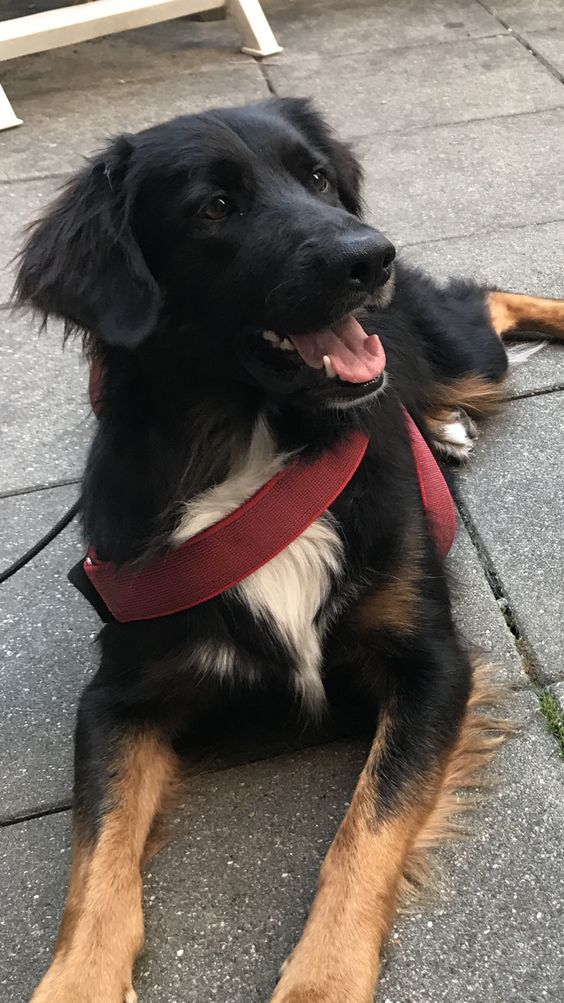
15, 99, 395, 408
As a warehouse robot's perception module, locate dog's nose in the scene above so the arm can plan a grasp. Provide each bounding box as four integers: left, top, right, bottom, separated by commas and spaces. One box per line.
331, 232, 396, 293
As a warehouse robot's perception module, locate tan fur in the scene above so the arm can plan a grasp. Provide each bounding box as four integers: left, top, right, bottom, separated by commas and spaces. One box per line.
398, 660, 513, 901
426, 373, 507, 420
354, 567, 420, 636
488, 290, 564, 340
31, 731, 179, 1003
270, 661, 510, 1003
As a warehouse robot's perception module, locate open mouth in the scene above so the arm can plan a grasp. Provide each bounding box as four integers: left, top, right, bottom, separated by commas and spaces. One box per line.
248, 314, 387, 394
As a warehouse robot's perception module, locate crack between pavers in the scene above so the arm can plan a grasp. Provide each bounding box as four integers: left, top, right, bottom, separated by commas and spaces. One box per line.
456, 495, 564, 758
0, 801, 71, 829
475, 0, 564, 86
0, 171, 70, 186
3, 102, 564, 192
455, 495, 537, 674
0, 733, 361, 829
505, 382, 564, 402
0, 477, 81, 501
400, 213, 564, 251
256, 59, 277, 96
350, 102, 564, 145
263, 30, 509, 68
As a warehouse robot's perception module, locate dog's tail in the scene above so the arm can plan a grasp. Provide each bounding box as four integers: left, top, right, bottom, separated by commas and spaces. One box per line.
487, 290, 564, 342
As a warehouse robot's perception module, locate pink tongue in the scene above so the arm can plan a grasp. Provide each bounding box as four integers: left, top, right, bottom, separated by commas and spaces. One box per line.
290, 316, 386, 384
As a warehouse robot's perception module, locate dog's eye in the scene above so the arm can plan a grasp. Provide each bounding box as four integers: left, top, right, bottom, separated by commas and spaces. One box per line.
199, 196, 231, 220
311, 168, 329, 192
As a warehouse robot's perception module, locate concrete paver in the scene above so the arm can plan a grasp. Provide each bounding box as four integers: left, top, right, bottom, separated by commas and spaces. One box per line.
357, 108, 564, 246
268, 35, 564, 136
264, 0, 503, 60
525, 30, 564, 75
0, 485, 96, 822
459, 393, 564, 683
447, 525, 524, 687
487, 0, 564, 33
0, 311, 89, 494
0, 177, 62, 307
1, 62, 268, 180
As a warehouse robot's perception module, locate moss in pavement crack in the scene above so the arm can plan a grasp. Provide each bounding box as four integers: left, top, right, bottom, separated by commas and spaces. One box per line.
538, 690, 564, 760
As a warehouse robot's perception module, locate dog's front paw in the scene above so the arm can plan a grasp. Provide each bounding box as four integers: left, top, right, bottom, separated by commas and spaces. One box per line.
430, 407, 478, 463
30, 966, 137, 1003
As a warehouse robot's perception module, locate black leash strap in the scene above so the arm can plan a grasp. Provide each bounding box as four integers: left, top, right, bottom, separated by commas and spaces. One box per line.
0, 500, 80, 585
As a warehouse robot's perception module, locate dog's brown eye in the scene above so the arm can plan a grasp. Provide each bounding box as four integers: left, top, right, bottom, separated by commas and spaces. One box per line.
311, 169, 328, 192
199, 196, 231, 220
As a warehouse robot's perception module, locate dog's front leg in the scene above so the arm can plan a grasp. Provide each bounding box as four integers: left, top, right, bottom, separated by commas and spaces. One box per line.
30, 674, 180, 1003
270, 635, 480, 1003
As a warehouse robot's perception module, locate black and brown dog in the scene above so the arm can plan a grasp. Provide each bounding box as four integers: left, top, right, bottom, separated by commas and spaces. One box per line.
15, 98, 564, 1003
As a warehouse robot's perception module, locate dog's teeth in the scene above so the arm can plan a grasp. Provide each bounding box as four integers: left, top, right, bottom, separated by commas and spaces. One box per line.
279, 338, 295, 351
323, 355, 337, 379
262, 330, 281, 345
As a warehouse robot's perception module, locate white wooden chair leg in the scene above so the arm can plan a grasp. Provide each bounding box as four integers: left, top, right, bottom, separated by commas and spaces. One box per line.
227, 0, 282, 57
0, 83, 22, 130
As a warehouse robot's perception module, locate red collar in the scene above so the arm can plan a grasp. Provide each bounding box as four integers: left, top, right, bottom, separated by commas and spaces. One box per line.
82, 361, 455, 623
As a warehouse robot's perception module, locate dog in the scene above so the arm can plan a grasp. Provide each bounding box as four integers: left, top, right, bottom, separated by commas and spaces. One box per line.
15, 98, 564, 1003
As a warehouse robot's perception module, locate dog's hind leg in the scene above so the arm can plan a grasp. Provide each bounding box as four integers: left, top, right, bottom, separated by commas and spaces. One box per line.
270, 622, 506, 1003
487, 290, 564, 341
30, 678, 180, 1003
423, 289, 564, 458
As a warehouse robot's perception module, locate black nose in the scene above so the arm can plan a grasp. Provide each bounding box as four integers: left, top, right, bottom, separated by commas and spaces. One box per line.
330, 232, 396, 294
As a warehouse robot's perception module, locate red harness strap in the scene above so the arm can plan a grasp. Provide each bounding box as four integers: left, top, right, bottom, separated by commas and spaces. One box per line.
83, 362, 455, 623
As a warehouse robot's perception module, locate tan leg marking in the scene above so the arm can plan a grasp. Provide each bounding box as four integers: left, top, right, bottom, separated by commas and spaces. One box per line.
31, 731, 179, 1003
353, 543, 421, 636
270, 663, 509, 1003
488, 291, 564, 340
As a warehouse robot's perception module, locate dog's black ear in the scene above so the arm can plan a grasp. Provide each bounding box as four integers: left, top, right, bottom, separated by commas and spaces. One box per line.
14, 136, 160, 348
273, 97, 363, 216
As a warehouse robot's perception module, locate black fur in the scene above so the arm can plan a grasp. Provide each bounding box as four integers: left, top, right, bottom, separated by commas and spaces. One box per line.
16, 100, 507, 917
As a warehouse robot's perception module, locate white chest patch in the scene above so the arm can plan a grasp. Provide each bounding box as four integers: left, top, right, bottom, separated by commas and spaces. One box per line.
172, 419, 343, 711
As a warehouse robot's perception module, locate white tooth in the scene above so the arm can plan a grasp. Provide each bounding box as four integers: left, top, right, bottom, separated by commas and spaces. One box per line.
279, 338, 295, 351
262, 330, 281, 345
323, 355, 337, 379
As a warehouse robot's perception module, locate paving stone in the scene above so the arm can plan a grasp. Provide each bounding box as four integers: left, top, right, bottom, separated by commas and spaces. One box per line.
447, 524, 523, 686
401, 220, 564, 396
379, 691, 564, 1002
0, 484, 97, 822
0, 62, 268, 180
459, 393, 564, 683
264, 0, 501, 62
356, 108, 564, 248
0, 176, 62, 307
526, 29, 564, 75
487, 0, 564, 32
268, 35, 564, 137
0, 16, 249, 101
2, 691, 562, 1002
0, 309, 90, 494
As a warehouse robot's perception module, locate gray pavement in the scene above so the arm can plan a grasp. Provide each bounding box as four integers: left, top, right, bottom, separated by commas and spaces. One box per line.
1, 1, 563, 1001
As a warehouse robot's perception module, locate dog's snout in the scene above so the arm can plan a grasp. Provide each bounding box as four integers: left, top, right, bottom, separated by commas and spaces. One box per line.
331, 232, 396, 293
